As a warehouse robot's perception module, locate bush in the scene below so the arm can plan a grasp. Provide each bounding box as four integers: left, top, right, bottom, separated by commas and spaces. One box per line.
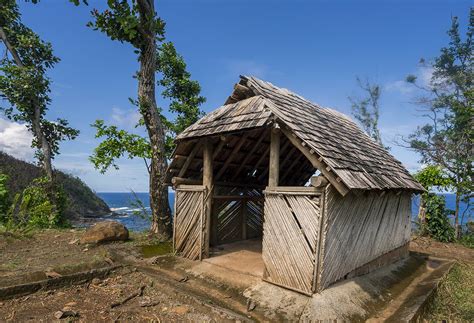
458, 233, 474, 249
0, 173, 9, 221
423, 193, 455, 242
4, 177, 68, 229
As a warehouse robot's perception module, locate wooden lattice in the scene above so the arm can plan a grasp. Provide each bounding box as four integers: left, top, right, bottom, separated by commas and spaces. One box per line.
214, 194, 264, 245
262, 189, 322, 295
173, 186, 206, 260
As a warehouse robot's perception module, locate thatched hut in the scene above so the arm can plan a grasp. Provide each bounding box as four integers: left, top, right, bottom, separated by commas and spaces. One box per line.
165, 76, 424, 295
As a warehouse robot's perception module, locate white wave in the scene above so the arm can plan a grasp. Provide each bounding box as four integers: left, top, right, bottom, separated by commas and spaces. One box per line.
111, 207, 130, 212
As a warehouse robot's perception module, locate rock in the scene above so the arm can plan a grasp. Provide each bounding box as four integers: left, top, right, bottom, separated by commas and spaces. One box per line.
80, 221, 129, 244
45, 270, 62, 279
91, 278, 102, 285
246, 299, 257, 312
68, 238, 79, 245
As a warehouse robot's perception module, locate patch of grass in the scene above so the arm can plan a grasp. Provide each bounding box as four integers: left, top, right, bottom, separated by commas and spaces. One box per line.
457, 233, 474, 249
424, 262, 474, 322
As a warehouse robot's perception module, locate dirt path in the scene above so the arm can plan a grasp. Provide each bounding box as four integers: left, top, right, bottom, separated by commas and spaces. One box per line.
0, 268, 239, 322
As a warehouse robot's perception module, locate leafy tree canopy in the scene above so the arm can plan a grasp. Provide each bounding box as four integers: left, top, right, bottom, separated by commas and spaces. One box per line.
0, 0, 79, 164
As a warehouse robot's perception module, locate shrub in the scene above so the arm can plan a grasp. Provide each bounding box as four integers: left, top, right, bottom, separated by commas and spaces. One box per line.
424, 193, 455, 242
5, 177, 68, 229
0, 173, 9, 221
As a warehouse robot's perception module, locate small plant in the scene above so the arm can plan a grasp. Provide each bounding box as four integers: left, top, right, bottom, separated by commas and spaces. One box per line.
424, 193, 455, 242
129, 190, 150, 220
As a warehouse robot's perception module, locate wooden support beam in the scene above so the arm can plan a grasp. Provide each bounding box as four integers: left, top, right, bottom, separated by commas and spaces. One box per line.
171, 177, 264, 189
280, 126, 350, 196
213, 136, 227, 159
215, 133, 249, 180
310, 175, 329, 188
231, 130, 266, 181
258, 138, 289, 182
178, 142, 200, 178
268, 127, 280, 187
203, 139, 213, 257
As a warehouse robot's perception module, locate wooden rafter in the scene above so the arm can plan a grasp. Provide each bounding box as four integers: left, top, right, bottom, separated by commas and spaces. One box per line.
280, 126, 349, 196
280, 154, 303, 184
231, 129, 267, 181
177, 141, 200, 178
213, 136, 227, 159
215, 133, 250, 180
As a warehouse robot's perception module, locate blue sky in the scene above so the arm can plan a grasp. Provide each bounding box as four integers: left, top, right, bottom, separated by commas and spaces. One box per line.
0, 0, 471, 192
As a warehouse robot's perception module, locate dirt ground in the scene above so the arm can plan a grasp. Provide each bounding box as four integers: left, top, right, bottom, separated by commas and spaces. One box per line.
1, 230, 473, 322
409, 236, 474, 262
0, 268, 236, 322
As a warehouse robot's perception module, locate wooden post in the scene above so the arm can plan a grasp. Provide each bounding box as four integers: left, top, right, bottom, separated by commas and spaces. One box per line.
203, 139, 213, 258
268, 127, 280, 187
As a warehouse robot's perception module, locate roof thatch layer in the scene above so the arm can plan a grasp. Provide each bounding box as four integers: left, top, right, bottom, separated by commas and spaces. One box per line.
169, 76, 424, 193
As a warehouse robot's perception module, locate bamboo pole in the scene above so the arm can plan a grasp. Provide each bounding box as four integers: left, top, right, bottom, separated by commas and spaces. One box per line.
268, 127, 280, 187
203, 139, 214, 257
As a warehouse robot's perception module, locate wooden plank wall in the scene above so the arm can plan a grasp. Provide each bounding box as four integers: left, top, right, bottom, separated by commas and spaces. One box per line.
262, 190, 322, 295
173, 186, 206, 260
317, 185, 412, 291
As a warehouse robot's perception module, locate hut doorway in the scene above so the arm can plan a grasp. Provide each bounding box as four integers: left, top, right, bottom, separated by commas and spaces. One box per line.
211, 187, 264, 247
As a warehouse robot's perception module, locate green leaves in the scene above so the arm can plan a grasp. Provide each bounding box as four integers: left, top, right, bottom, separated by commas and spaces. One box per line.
87, 1, 164, 49
423, 193, 455, 242
90, 119, 152, 173
407, 8, 473, 234
414, 165, 453, 192
0, 0, 79, 168
157, 42, 205, 154
3, 177, 68, 229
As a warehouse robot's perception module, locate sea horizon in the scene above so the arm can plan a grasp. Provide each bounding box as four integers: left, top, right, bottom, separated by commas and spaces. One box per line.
95, 192, 472, 232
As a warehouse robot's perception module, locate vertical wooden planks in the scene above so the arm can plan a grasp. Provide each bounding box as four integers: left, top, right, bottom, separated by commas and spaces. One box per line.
173, 186, 206, 260
317, 185, 412, 291
262, 189, 322, 295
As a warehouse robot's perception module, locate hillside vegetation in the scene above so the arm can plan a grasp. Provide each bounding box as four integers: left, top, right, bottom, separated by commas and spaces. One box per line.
0, 152, 110, 219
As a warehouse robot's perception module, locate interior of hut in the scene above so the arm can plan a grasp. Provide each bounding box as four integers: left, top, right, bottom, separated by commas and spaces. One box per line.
168, 126, 317, 272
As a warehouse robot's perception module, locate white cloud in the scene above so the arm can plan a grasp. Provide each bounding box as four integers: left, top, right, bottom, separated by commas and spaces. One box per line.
0, 118, 34, 161
110, 107, 141, 129
385, 66, 434, 95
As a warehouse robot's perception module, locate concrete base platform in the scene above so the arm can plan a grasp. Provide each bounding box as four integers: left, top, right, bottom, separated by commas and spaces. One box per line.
243, 254, 453, 321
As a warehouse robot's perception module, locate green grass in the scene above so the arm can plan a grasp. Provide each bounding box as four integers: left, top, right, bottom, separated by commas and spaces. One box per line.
424, 262, 474, 322
457, 233, 474, 249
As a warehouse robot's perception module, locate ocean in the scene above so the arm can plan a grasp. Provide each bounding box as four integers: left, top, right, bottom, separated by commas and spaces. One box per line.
96, 192, 472, 232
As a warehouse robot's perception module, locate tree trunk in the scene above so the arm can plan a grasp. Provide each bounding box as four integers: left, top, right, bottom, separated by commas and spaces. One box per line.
0, 26, 53, 180
137, 0, 172, 240
418, 194, 427, 233
454, 191, 461, 239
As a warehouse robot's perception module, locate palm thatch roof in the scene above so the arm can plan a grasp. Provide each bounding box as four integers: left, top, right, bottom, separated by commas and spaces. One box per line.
166, 76, 424, 194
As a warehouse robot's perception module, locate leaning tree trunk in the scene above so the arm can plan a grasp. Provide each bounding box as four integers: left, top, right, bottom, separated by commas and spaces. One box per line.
137, 0, 172, 240
0, 26, 53, 180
